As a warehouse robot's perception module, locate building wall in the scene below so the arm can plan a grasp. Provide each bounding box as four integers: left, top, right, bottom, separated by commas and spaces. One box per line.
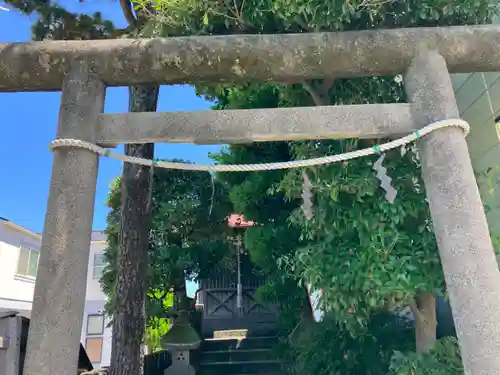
81, 240, 112, 368
451, 15, 500, 237
0, 220, 111, 368
0, 221, 40, 317
85, 241, 108, 301
452, 71, 500, 236
81, 299, 113, 368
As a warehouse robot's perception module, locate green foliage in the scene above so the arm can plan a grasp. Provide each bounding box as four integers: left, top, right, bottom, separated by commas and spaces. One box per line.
205, 78, 444, 337
145, 290, 174, 352
389, 337, 464, 375
5, 0, 119, 40
101, 160, 234, 321
134, 0, 498, 37
278, 141, 442, 332
214, 141, 309, 328
279, 312, 415, 375
477, 165, 500, 199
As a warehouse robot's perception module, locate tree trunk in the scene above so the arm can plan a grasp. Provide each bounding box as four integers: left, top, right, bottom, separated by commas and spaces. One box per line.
414, 291, 437, 354
110, 85, 159, 375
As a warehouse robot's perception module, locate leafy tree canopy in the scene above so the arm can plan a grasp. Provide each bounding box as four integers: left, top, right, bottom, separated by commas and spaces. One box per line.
283, 313, 415, 375
101, 162, 234, 320
5, 0, 122, 40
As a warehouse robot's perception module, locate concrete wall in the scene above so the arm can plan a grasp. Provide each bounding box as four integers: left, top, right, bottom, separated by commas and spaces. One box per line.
451, 15, 500, 237
452, 72, 500, 233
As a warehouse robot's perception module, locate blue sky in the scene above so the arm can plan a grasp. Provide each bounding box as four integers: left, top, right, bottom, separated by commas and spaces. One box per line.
0, 1, 220, 234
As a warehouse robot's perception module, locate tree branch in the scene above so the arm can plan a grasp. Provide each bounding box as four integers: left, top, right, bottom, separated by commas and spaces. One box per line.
119, 0, 137, 28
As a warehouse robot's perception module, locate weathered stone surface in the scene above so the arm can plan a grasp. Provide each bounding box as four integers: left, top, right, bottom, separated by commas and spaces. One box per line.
96, 103, 415, 144
405, 51, 500, 375
2, 25, 500, 91
23, 61, 104, 375
163, 361, 196, 375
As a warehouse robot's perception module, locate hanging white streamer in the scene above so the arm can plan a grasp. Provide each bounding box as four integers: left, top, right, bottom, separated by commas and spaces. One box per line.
301, 170, 313, 220
373, 154, 397, 204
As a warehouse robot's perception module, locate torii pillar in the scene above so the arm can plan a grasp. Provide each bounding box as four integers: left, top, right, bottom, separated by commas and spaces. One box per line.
23, 61, 104, 375
405, 51, 500, 374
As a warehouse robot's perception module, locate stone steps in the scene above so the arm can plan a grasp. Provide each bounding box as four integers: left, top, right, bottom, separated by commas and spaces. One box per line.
198, 336, 283, 375
201, 336, 277, 351
199, 360, 282, 375
202, 348, 273, 363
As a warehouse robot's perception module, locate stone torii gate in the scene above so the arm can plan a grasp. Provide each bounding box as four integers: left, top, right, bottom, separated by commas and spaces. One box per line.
1, 25, 500, 375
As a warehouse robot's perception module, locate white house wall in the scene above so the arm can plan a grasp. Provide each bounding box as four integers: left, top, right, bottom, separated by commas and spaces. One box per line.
85, 242, 108, 301
0, 222, 40, 317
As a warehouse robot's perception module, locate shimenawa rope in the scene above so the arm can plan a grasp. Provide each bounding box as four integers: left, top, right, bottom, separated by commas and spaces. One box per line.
49, 118, 469, 172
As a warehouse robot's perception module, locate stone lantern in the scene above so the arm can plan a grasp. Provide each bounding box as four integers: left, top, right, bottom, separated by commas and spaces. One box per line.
162, 311, 201, 375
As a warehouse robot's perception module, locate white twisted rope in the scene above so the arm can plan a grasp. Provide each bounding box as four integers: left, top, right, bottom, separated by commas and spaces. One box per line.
49, 118, 469, 172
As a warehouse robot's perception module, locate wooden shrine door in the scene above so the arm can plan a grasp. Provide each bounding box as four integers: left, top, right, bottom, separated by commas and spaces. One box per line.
198, 253, 279, 337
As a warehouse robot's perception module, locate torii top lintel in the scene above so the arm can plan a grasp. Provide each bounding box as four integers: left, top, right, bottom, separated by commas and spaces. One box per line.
1, 25, 500, 92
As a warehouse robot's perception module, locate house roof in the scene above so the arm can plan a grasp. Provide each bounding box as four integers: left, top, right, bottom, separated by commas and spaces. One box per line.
91, 230, 107, 242
0, 216, 107, 243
